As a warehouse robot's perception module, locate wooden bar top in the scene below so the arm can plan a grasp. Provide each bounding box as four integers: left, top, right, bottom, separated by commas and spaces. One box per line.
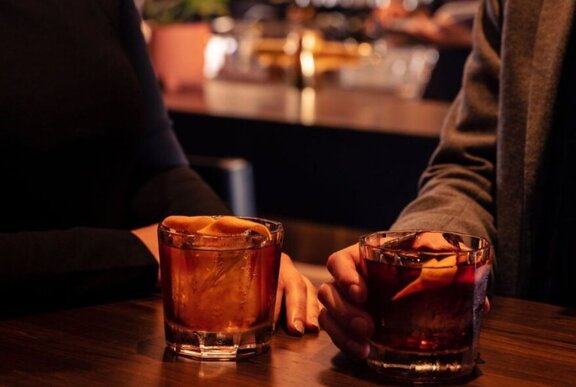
1, 263, 575, 386
163, 80, 450, 138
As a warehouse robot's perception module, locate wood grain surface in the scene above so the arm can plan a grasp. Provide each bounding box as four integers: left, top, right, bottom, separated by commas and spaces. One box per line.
1, 285, 574, 386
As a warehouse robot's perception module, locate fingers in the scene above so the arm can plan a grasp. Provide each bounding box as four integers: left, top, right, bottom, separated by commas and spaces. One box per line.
326, 244, 367, 304
412, 232, 456, 251
483, 296, 491, 314
319, 309, 370, 360
131, 223, 161, 284
274, 280, 284, 328
322, 244, 374, 359
303, 275, 322, 332
278, 254, 306, 334
131, 223, 160, 263
318, 281, 373, 359
277, 253, 320, 335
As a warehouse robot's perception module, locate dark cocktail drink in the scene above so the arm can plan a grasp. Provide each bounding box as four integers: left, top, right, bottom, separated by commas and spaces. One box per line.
158, 216, 283, 360
360, 231, 492, 383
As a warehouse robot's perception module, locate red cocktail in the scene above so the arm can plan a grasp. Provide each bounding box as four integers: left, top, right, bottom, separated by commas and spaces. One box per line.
361, 231, 492, 382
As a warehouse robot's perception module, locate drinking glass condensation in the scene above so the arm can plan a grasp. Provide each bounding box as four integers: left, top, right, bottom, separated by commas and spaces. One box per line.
360, 230, 493, 383
158, 217, 283, 361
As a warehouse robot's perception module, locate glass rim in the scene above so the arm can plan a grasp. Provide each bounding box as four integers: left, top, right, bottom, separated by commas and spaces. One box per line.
158, 216, 284, 240
359, 229, 492, 256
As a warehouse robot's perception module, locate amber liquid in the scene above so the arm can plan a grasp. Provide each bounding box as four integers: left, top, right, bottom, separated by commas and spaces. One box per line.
160, 242, 281, 359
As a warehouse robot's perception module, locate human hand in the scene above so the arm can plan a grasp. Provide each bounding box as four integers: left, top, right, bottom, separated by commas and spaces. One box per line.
317, 244, 374, 359
131, 223, 160, 283
131, 223, 160, 263
318, 234, 490, 360
275, 253, 321, 335
131, 223, 321, 330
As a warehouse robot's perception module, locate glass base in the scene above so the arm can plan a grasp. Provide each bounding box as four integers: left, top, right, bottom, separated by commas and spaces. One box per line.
165, 322, 273, 361
367, 347, 476, 384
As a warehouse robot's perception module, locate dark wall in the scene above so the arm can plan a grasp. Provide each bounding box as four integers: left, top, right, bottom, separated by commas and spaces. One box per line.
171, 111, 439, 230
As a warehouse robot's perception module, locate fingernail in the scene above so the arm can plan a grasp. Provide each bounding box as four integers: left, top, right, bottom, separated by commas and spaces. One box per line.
310, 317, 320, 332
293, 319, 305, 335
350, 317, 368, 337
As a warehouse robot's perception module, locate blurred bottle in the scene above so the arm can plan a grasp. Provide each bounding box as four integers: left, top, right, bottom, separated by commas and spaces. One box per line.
284, 29, 320, 88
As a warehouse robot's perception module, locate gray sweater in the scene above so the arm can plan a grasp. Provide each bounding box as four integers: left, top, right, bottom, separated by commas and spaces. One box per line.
392, 0, 576, 305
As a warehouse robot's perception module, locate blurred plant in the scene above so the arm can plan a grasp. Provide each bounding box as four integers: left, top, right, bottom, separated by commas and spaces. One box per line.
142, 0, 229, 23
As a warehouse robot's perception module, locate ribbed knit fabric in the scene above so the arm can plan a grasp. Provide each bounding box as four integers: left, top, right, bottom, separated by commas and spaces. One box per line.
530, 21, 576, 306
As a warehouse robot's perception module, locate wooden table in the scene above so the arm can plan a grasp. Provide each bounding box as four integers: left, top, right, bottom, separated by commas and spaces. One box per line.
2, 264, 574, 386
1, 297, 574, 386
0, 297, 576, 387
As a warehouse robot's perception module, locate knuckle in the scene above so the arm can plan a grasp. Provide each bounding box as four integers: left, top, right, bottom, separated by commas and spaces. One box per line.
317, 283, 332, 305
326, 253, 338, 268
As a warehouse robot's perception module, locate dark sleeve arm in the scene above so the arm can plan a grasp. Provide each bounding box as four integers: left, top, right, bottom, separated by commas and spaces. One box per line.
119, 0, 188, 169
118, 0, 230, 219
0, 228, 157, 317
130, 165, 231, 226
0, 3, 230, 318
392, 0, 502, 242
0, 168, 229, 319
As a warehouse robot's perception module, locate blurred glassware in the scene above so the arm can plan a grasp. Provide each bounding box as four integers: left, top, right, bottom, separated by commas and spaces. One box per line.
339, 39, 438, 98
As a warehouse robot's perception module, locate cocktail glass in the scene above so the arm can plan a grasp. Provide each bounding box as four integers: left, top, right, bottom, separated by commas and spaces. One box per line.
158, 216, 283, 361
360, 230, 492, 383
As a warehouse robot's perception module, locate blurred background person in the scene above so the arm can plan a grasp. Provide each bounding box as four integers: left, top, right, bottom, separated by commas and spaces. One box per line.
367, 0, 479, 100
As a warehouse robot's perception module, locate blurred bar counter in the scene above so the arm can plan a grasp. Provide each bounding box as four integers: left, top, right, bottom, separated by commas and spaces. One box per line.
164, 80, 450, 262
164, 80, 449, 137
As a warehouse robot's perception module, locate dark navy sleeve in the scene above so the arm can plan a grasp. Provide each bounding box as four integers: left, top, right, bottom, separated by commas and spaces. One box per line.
117, 0, 231, 221
118, 0, 188, 168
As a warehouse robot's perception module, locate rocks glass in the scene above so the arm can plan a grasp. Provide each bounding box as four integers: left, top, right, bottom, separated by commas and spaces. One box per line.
158, 216, 283, 361
360, 230, 492, 383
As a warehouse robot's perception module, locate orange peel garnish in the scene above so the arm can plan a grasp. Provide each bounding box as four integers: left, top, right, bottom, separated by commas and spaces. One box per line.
392, 254, 457, 301
197, 216, 271, 238
162, 215, 271, 239
162, 215, 215, 234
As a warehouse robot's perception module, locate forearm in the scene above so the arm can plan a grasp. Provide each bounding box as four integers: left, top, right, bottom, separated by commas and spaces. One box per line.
130, 166, 231, 227
0, 228, 158, 316
393, 0, 502, 241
